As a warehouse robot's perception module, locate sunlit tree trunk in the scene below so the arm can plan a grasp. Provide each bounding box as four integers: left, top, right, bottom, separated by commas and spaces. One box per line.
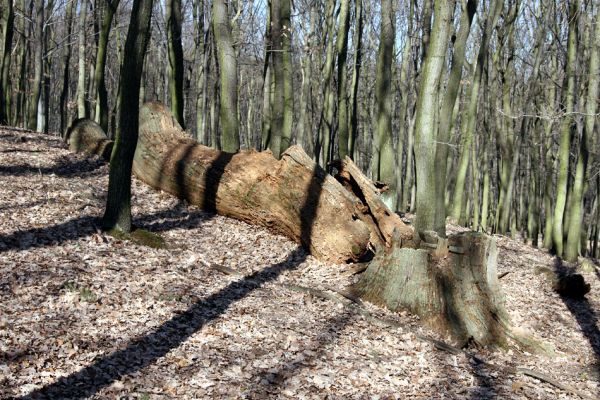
336, 0, 350, 158
93, 0, 119, 132
166, 0, 185, 128
565, 3, 598, 261
212, 0, 239, 152
0, 0, 14, 124
76, 0, 88, 119
433, 0, 476, 235
414, 0, 453, 235
59, 0, 76, 135
374, 0, 396, 209
552, 0, 578, 257
348, 0, 362, 160
451, 0, 502, 223
26, 0, 43, 131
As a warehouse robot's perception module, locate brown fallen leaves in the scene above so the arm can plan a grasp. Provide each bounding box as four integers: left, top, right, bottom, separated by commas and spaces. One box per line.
1, 127, 599, 399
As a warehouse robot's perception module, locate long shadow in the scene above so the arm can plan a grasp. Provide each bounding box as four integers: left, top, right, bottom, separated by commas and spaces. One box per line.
0, 215, 99, 253
0, 148, 44, 154
0, 157, 104, 178
554, 259, 600, 379
20, 159, 326, 399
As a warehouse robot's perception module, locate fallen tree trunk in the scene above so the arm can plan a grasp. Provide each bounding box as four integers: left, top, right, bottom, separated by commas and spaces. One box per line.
67, 103, 414, 263
66, 103, 553, 351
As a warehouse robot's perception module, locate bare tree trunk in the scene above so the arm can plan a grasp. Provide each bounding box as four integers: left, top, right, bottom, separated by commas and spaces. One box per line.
76, 0, 88, 119
166, 0, 185, 128
336, 0, 351, 158
26, 0, 43, 131
93, 0, 119, 132
0, 0, 14, 124
552, 0, 578, 257
102, 0, 154, 233
212, 0, 239, 152
374, 0, 396, 209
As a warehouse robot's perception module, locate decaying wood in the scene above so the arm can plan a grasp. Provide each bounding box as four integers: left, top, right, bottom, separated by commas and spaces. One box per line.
65, 118, 113, 161
332, 157, 414, 249
354, 230, 554, 352
65, 102, 549, 352
67, 102, 416, 263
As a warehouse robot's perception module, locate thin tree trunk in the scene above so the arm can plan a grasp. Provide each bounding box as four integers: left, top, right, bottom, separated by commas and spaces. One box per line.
60, 0, 76, 135
93, 0, 119, 132
565, 3, 598, 261
552, 0, 578, 257
212, 0, 239, 153
348, 0, 363, 160
336, 0, 351, 159
102, 0, 154, 232
166, 0, 185, 128
375, 0, 396, 209
26, 0, 43, 131
0, 0, 14, 124
414, 0, 453, 235
433, 0, 476, 235
76, 0, 88, 119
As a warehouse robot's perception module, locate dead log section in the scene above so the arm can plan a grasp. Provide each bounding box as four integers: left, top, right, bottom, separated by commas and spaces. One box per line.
65, 118, 113, 161
66, 103, 553, 351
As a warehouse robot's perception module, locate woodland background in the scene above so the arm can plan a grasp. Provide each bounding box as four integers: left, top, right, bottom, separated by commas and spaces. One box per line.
0, 0, 599, 262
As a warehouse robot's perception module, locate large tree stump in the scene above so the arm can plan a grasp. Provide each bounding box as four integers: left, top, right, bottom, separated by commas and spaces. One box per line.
354, 230, 553, 351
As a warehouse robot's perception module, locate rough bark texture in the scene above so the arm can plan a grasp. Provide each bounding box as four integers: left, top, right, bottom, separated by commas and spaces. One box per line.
66, 118, 113, 160
354, 230, 549, 350
67, 102, 417, 263
133, 102, 378, 262
66, 102, 548, 351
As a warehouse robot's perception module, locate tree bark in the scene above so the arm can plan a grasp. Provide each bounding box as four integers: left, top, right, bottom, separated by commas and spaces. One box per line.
93, 0, 119, 132
70, 101, 418, 263
212, 0, 239, 153
26, 0, 43, 131
166, 0, 185, 128
552, 0, 578, 257
413, 0, 453, 236
0, 0, 14, 124
336, 0, 351, 159
102, 0, 153, 233
76, 0, 88, 119
374, 0, 396, 210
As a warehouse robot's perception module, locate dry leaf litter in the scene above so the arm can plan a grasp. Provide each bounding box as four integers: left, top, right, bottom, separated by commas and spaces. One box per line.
1, 128, 599, 399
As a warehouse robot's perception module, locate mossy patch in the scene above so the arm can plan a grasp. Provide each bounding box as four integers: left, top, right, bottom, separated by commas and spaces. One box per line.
106, 228, 167, 249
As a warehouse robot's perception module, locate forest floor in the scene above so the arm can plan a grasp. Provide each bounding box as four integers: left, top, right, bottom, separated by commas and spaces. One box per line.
1, 127, 600, 399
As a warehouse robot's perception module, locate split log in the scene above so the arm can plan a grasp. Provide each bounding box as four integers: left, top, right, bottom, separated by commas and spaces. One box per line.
65, 118, 113, 161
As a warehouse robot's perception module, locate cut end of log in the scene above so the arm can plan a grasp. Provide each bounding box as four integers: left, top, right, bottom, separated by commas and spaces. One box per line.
65, 118, 113, 161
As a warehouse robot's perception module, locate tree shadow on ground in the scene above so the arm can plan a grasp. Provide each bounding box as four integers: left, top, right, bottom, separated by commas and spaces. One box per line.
554, 259, 600, 378
0, 157, 105, 178
18, 159, 326, 399
467, 357, 498, 399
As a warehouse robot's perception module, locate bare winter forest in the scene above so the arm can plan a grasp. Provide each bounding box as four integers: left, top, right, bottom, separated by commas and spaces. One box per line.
1, 0, 600, 398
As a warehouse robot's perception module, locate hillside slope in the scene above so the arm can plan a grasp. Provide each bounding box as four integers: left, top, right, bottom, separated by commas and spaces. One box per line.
1, 127, 599, 399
